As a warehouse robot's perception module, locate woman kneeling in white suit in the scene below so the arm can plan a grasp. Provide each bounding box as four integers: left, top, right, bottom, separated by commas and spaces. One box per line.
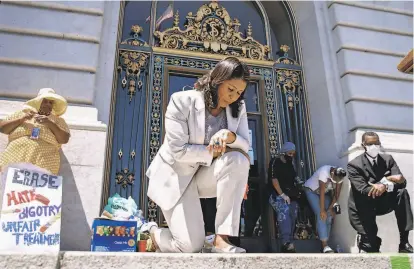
143, 57, 251, 253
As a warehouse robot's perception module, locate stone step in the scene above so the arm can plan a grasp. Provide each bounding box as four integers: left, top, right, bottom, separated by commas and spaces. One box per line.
0, 251, 412, 269
241, 238, 322, 253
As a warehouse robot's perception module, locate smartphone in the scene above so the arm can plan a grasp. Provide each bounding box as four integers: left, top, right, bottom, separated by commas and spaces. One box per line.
333, 204, 341, 214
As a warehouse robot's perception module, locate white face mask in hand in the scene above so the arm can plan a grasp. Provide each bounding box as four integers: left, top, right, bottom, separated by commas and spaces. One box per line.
365, 145, 380, 158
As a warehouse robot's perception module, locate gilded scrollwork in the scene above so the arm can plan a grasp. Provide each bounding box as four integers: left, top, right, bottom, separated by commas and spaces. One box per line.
148, 199, 157, 222
276, 70, 302, 110
275, 45, 302, 110
149, 56, 163, 162
275, 45, 300, 66
147, 55, 164, 222
277, 70, 301, 95
118, 50, 149, 102
154, 1, 270, 61
121, 25, 149, 47
115, 168, 135, 189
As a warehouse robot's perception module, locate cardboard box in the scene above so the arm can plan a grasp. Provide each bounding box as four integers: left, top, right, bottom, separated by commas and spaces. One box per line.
90, 218, 137, 252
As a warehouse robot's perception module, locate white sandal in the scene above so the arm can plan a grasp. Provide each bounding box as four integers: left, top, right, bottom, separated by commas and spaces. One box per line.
140, 221, 158, 233
323, 246, 334, 253
211, 245, 246, 253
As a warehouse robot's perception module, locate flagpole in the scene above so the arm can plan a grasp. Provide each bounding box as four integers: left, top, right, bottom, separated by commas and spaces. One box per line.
149, 1, 157, 46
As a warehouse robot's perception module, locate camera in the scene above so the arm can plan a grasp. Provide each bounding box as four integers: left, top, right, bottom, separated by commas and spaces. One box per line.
333, 203, 341, 214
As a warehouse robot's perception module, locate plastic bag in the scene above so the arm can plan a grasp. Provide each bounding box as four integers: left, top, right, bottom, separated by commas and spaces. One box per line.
135, 209, 147, 229
101, 193, 138, 220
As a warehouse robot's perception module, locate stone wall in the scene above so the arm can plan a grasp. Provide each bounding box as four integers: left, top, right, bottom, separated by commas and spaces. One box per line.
293, 0, 413, 252
329, 1, 413, 253
0, 1, 119, 250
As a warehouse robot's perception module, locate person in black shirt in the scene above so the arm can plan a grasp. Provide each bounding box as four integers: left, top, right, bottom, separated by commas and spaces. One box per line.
268, 142, 301, 253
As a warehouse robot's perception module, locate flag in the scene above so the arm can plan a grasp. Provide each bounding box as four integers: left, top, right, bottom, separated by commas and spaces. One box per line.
145, 15, 150, 23
155, 4, 174, 30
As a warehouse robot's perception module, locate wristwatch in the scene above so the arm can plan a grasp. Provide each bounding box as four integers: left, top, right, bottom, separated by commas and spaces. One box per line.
386, 182, 394, 192
379, 177, 394, 192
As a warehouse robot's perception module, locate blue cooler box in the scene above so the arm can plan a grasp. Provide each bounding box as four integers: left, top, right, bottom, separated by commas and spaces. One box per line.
91, 218, 137, 252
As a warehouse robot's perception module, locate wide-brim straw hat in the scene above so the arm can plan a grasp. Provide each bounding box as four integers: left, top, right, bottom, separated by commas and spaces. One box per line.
24, 88, 67, 116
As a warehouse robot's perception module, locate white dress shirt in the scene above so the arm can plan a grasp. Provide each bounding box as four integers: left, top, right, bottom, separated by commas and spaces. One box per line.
365, 154, 377, 166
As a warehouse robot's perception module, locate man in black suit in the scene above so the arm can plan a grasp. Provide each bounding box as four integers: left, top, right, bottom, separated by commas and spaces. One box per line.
348, 132, 413, 253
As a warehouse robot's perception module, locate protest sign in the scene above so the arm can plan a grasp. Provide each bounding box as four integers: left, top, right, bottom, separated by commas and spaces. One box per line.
0, 166, 62, 252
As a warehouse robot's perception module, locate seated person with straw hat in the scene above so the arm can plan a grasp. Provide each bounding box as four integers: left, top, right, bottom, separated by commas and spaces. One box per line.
0, 88, 70, 175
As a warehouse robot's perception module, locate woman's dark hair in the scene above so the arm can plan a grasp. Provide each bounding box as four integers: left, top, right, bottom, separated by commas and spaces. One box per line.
333, 167, 347, 178
194, 57, 250, 118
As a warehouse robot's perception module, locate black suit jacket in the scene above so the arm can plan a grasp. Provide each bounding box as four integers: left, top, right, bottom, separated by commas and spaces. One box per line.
348, 153, 406, 212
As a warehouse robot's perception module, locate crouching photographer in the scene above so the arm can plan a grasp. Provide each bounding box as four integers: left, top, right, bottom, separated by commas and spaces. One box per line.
303, 166, 346, 253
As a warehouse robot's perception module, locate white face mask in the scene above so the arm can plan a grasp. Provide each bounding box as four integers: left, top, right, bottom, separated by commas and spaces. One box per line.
365, 145, 380, 158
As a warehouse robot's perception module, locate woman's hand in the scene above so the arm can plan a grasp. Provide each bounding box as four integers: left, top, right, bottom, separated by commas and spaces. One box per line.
212, 151, 221, 158
207, 129, 236, 155
221, 130, 236, 144
0, 110, 35, 134
34, 114, 70, 144
320, 210, 327, 221
207, 136, 225, 155
34, 114, 53, 126
21, 110, 35, 121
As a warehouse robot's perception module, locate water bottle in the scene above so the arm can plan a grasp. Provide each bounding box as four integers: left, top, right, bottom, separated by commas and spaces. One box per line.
336, 244, 343, 253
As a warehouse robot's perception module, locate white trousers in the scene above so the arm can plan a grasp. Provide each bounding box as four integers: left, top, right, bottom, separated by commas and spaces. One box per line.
152, 151, 250, 253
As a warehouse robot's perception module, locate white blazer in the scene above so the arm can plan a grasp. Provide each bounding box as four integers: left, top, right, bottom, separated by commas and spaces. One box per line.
146, 90, 250, 211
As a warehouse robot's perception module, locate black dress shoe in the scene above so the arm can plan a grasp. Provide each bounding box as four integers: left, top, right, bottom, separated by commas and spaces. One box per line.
357, 234, 381, 253
359, 248, 381, 253
399, 243, 413, 253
